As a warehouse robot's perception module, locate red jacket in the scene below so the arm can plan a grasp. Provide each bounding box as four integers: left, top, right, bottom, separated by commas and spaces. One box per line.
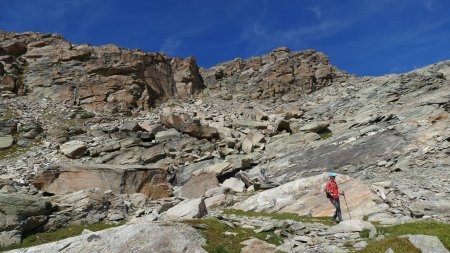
326, 180, 339, 199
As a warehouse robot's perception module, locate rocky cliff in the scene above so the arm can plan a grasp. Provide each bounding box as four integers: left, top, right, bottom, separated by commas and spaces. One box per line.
0, 31, 204, 112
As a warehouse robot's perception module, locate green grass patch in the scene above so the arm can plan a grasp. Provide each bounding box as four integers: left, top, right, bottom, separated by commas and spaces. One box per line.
358, 237, 420, 253
360, 229, 371, 238
0, 222, 124, 252
377, 220, 450, 250
223, 209, 334, 226
185, 218, 283, 253
318, 129, 333, 140
358, 220, 450, 253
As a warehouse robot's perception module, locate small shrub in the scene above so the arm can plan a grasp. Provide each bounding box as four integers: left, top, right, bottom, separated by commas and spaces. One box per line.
360, 229, 371, 238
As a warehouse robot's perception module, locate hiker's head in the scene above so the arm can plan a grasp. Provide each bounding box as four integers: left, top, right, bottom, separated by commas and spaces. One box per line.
328, 172, 337, 180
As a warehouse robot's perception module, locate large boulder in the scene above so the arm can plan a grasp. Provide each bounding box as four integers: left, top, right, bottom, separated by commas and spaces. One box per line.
298, 121, 330, 133
179, 173, 219, 199
222, 177, 245, 193
0, 135, 14, 149
240, 238, 278, 253
162, 198, 207, 221
183, 124, 219, 140
33, 164, 172, 199
0, 193, 53, 247
6, 222, 207, 253
232, 173, 381, 219
328, 220, 376, 233
409, 200, 450, 219
403, 234, 449, 253
59, 140, 88, 159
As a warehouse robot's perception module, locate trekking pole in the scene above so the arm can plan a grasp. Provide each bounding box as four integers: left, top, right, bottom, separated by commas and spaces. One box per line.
343, 195, 352, 220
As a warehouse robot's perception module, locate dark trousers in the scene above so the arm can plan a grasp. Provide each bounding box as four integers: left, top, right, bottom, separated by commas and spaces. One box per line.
329, 197, 343, 222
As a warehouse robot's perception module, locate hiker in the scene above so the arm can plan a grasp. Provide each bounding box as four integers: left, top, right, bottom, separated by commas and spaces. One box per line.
325, 172, 345, 223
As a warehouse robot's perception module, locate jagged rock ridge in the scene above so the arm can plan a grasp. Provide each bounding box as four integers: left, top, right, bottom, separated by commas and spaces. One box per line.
0, 30, 204, 112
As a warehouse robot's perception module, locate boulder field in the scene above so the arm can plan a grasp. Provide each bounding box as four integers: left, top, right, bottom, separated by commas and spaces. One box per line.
0, 30, 449, 252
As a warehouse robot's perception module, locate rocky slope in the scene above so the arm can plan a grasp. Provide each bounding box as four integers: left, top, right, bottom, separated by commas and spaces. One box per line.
1, 30, 449, 252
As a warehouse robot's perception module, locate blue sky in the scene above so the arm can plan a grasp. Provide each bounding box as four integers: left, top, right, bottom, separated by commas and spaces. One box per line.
1, 0, 450, 76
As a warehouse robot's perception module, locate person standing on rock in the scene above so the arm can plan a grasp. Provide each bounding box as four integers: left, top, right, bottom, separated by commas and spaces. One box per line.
325, 172, 345, 223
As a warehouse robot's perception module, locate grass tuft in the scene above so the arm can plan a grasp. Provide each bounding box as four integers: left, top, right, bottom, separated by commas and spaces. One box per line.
0, 222, 124, 252
358, 221, 450, 253
223, 209, 334, 226
185, 218, 283, 253
360, 229, 371, 238
377, 221, 450, 250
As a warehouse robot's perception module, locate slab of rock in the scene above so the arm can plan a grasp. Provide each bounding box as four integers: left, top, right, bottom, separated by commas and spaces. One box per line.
233, 173, 380, 219
155, 128, 181, 142
120, 121, 142, 132
205, 187, 235, 197
33, 164, 172, 199
53, 188, 111, 224
160, 114, 187, 130
60, 140, 88, 159
240, 238, 277, 253
192, 161, 234, 176
222, 177, 245, 192
328, 220, 376, 233
233, 120, 268, 130
0, 193, 53, 247
242, 139, 254, 154
180, 173, 219, 199
409, 200, 450, 218
226, 155, 252, 171
403, 234, 449, 253
7, 222, 207, 253
205, 194, 226, 209
183, 124, 219, 140
0, 135, 14, 149
162, 198, 207, 221
140, 145, 166, 164
299, 121, 330, 133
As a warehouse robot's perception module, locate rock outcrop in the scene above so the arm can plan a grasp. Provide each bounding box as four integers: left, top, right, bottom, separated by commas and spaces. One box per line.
0, 31, 204, 111
7, 222, 207, 253
0, 193, 53, 247
33, 164, 172, 199
202, 47, 348, 100
233, 173, 381, 219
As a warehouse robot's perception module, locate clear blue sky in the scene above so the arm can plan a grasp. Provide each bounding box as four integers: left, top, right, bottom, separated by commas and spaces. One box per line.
1, 0, 450, 76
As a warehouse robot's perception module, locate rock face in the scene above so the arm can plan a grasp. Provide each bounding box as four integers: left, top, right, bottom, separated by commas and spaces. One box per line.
0, 193, 53, 247
328, 220, 376, 233
403, 234, 449, 253
233, 173, 380, 219
0, 31, 204, 111
179, 173, 219, 199
7, 222, 207, 253
33, 164, 172, 199
163, 198, 207, 221
0, 135, 14, 149
59, 140, 88, 158
202, 48, 348, 100
240, 238, 278, 253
